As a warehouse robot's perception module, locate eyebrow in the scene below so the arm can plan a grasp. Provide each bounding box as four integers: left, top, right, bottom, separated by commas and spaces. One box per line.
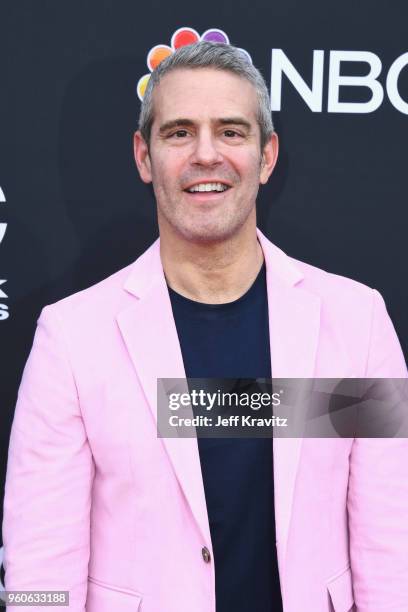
158, 117, 252, 134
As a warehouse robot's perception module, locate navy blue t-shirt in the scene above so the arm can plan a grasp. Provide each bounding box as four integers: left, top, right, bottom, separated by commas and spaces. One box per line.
168, 262, 283, 611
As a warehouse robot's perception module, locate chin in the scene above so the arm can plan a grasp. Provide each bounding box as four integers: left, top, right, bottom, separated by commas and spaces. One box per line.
160, 202, 253, 245
176, 220, 244, 245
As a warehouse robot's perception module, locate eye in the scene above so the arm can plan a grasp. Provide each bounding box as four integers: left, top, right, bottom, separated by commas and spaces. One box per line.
170, 129, 189, 138
223, 129, 242, 138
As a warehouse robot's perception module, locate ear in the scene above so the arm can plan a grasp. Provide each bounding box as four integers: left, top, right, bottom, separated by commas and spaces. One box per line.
133, 130, 152, 184
260, 132, 279, 185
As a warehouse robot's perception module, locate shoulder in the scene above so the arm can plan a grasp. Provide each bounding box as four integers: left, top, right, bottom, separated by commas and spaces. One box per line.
41, 261, 135, 324
39, 238, 160, 323
289, 254, 376, 303
268, 244, 406, 376
259, 228, 376, 307
278, 247, 385, 343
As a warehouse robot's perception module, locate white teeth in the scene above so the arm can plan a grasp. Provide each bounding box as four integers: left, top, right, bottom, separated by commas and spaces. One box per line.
187, 182, 229, 193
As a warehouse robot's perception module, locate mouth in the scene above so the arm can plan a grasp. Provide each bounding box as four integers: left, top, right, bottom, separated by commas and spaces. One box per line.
183, 181, 232, 201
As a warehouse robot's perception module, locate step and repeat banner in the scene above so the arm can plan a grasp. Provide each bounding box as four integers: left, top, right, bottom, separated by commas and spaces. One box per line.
1, 0, 407, 582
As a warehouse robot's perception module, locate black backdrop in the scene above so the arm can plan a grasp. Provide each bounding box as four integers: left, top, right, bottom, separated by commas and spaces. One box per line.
1, 0, 407, 570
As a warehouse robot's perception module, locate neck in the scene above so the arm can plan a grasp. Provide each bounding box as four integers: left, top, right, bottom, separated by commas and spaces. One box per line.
159, 218, 264, 304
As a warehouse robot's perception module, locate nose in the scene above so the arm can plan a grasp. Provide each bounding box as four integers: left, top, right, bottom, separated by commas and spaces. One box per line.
190, 129, 223, 166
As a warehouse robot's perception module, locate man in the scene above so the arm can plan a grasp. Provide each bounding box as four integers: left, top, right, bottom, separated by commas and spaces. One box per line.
2, 41, 408, 612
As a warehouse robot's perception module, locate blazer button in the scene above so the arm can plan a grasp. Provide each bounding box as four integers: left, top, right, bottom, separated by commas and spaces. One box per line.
201, 546, 211, 563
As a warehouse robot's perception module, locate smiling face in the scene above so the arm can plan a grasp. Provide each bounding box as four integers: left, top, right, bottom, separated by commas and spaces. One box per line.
134, 67, 278, 244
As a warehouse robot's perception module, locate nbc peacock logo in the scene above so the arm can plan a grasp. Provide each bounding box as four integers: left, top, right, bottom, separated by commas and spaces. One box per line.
137, 27, 252, 101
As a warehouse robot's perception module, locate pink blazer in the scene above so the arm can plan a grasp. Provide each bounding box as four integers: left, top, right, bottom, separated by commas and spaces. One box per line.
2, 229, 408, 612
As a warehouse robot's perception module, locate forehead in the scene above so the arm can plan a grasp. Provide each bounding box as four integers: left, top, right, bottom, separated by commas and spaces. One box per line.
151, 67, 259, 127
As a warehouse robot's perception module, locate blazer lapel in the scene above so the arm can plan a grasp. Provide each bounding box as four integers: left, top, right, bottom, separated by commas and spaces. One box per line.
257, 229, 321, 573
116, 239, 212, 547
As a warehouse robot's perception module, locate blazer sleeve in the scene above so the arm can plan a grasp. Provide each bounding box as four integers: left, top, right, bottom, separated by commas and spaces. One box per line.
2, 305, 94, 611
348, 289, 408, 611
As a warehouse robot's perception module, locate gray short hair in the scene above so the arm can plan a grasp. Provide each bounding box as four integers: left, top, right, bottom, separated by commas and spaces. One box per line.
138, 41, 274, 150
